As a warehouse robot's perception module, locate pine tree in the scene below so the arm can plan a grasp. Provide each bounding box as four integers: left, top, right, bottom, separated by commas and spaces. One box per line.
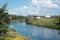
0, 3, 10, 39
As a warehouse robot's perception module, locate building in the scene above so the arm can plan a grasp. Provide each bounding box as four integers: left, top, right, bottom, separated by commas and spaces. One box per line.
45, 13, 51, 18
36, 16, 41, 19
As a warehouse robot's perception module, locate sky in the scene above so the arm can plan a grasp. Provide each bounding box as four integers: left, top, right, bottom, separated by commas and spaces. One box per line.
0, 0, 60, 16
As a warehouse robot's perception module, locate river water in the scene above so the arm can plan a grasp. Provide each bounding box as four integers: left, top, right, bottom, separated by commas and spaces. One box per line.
9, 21, 60, 40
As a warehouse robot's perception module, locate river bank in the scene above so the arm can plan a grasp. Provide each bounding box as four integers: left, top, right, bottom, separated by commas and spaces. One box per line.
7, 29, 31, 40
0, 29, 31, 40
26, 18, 59, 30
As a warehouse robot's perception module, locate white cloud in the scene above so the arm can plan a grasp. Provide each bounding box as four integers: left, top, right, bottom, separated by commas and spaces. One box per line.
8, 8, 21, 15
8, 0, 59, 15
8, 6, 40, 16
30, 0, 59, 8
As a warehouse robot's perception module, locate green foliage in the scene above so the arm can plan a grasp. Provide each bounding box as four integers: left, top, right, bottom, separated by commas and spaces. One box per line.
9, 15, 27, 21
0, 3, 10, 38
26, 17, 59, 29
0, 3, 7, 13
55, 15, 60, 29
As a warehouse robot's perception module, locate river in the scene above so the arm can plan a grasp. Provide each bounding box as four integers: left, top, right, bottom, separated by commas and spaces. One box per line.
9, 21, 60, 40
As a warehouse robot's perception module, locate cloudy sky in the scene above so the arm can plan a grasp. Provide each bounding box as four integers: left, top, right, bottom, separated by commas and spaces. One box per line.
0, 0, 60, 16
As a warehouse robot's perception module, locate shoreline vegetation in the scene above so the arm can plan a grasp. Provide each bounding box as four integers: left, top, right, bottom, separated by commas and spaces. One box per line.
0, 29, 31, 40
25, 16, 60, 30
6, 29, 31, 40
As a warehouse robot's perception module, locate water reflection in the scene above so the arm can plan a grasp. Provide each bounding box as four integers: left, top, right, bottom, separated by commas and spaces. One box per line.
58, 30, 60, 35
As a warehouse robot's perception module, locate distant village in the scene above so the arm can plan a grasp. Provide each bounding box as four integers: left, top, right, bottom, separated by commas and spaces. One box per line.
28, 13, 51, 19
9, 13, 52, 20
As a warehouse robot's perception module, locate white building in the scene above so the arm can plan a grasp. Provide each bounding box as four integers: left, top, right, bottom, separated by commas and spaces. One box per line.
36, 16, 41, 19
45, 13, 51, 18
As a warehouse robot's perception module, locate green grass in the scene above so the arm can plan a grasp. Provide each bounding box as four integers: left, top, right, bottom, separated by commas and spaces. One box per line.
0, 29, 31, 40
26, 18, 59, 29
0, 37, 30, 40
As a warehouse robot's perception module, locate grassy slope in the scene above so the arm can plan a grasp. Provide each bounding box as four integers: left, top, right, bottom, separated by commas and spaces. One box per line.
26, 18, 59, 29
0, 29, 31, 40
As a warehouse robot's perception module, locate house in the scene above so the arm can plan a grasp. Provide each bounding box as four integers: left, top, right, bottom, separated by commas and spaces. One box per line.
36, 16, 41, 19
45, 13, 51, 18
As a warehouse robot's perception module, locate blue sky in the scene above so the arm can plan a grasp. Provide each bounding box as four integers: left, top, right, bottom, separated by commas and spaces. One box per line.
0, 0, 60, 16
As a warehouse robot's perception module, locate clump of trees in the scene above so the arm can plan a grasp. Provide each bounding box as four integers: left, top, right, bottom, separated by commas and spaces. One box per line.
8, 15, 27, 21
0, 3, 10, 40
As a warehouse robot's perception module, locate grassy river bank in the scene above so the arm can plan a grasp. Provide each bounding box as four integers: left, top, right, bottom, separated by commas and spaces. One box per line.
0, 29, 31, 40
26, 17, 60, 30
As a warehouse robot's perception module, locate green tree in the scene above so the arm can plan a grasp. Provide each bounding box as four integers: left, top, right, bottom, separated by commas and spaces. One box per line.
0, 3, 10, 39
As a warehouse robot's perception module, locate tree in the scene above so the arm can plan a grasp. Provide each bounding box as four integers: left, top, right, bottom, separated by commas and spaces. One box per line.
0, 3, 10, 38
